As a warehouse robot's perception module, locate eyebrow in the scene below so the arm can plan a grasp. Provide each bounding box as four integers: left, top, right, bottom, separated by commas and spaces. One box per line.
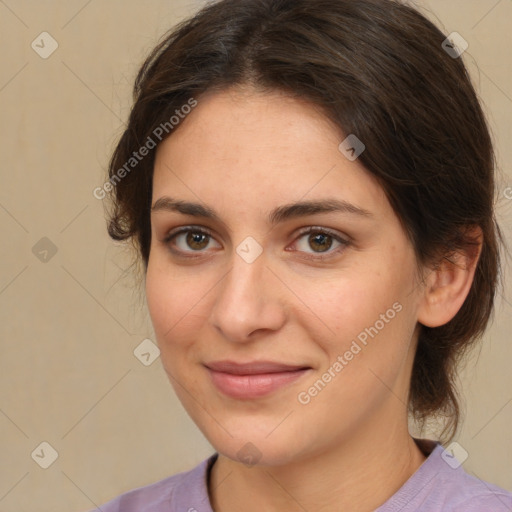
151, 196, 374, 226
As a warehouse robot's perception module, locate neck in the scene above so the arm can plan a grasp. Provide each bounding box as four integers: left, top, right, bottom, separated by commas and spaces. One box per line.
209, 420, 427, 512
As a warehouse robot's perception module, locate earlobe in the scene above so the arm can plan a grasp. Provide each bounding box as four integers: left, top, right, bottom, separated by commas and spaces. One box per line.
417, 226, 483, 328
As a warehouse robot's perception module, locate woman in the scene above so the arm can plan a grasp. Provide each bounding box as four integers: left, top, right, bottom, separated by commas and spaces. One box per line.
93, 0, 512, 510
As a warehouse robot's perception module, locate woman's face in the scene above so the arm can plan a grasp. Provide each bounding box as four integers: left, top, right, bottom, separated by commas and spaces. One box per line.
146, 87, 426, 466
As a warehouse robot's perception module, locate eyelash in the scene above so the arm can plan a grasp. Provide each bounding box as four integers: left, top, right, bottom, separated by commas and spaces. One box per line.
162, 225, 351, 261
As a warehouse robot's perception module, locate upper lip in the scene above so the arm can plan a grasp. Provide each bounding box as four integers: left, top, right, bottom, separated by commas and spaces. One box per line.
204, 360, 311, 375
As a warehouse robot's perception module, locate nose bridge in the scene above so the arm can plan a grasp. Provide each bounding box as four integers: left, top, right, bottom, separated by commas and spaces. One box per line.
209, 245, 284, 341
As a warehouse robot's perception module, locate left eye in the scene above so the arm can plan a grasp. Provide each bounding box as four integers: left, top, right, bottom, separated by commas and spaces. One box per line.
291, 228, 350, 258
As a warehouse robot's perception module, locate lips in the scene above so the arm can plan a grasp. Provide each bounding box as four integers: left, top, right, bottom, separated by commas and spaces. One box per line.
205, 360, 309, 374
204, 360, 312, 399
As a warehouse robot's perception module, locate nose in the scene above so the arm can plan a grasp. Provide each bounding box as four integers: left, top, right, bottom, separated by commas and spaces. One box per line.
208, 247, 287, 343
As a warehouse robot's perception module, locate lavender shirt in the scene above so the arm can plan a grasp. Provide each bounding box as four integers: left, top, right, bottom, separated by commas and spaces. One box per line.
90, 439, 512, 511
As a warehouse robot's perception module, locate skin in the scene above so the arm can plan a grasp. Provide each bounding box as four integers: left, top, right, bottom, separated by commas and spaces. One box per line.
145, 86, 482, 512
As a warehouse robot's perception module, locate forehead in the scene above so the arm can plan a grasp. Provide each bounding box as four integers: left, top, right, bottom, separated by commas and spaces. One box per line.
152, 87, 389, 223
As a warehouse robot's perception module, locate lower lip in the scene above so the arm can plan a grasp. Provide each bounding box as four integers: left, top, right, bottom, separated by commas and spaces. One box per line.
207, 368, 311, 399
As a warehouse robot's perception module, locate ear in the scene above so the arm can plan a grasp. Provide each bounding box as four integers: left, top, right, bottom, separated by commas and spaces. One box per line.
417, 226, 483, 328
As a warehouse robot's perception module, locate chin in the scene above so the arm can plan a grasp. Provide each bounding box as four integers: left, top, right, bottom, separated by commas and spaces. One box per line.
196, 417, 310, 467
216, 437, 302, 467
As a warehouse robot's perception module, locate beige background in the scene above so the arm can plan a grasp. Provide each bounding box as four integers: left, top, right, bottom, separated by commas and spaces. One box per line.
0, 1, 511, 510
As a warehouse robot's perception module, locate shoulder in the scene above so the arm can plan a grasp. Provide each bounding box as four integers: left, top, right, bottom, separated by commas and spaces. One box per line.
377, 439, 512, 512
86, 454, 217, 512
444, 467, 512, 511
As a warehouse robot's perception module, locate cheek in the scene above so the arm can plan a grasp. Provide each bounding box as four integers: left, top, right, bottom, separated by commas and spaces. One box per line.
145, 259, 200, 347
301, 288, 415, 420
145, 263, 171, 335
311, 273, 396, 342
311, 265, 416, 376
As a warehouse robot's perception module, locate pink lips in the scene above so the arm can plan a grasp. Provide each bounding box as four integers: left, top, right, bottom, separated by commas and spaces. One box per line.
205, 360, 311, 399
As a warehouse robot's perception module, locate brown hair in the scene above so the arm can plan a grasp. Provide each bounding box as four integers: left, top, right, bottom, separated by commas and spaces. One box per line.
105, 0, 505, 443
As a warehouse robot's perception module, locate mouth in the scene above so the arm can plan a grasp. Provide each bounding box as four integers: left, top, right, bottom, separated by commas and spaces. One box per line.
204, 360, 312, 399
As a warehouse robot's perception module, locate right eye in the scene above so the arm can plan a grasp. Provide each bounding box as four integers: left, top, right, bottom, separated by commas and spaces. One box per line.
163, 226, 221, 257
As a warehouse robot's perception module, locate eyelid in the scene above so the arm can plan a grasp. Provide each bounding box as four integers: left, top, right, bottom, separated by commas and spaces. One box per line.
163, 224, 214, 243
294, 225, 350, 243
162, 224, 350, 242
289, 226, 351, 259
162, 224, 351, 259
